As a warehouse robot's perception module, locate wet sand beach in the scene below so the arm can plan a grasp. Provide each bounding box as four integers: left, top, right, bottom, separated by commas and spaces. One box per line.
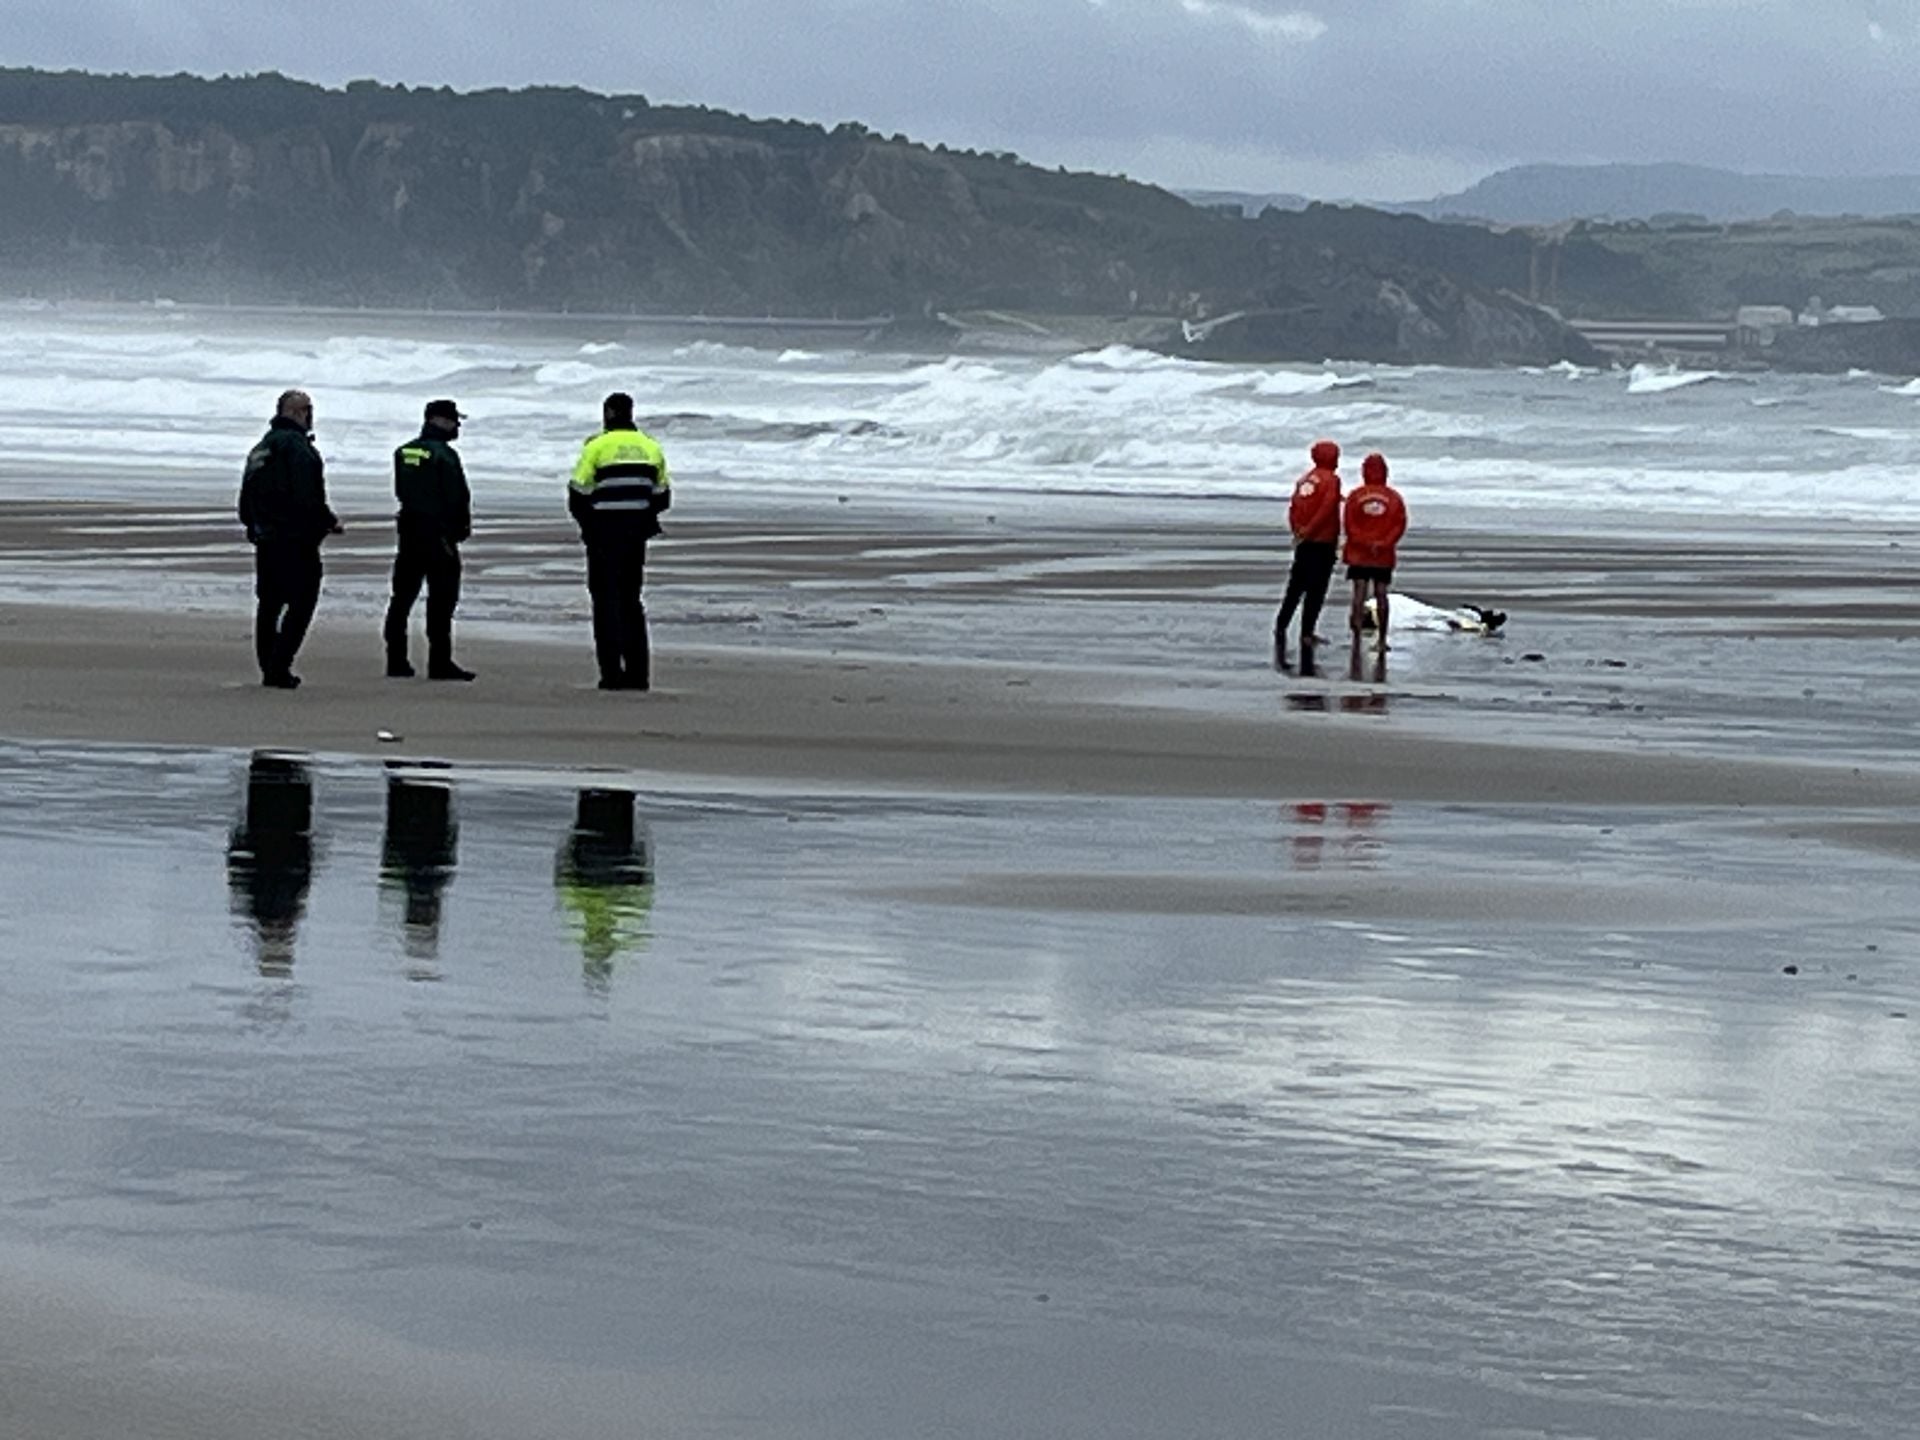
5, 490, 1920, 789
2, 744, 1919, 1439
2, 598, 1918, 807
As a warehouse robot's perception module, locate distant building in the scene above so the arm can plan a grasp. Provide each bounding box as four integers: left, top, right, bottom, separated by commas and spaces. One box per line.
1736, 305, 1795, 345
1792, 296, 1887, 328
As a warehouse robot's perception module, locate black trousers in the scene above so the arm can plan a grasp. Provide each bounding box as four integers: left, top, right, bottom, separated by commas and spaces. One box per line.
254, 541, 323, 679
585, 541, 650, 684
1275, 541, 1337, 649
385, 529, 462, 666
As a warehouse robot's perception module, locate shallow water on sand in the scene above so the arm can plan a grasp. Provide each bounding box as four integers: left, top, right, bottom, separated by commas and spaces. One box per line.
2, 743, 1919, 1437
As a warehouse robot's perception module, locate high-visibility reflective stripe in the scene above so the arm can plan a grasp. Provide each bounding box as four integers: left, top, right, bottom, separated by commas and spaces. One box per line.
595, 500, 660, 511
591, 478, 661, 501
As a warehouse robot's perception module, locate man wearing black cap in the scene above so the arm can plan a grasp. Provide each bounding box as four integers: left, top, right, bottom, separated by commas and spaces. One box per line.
384, 399, 475, 680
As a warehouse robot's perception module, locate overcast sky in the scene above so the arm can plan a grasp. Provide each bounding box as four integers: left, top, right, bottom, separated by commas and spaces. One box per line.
8, 0, 1918, 199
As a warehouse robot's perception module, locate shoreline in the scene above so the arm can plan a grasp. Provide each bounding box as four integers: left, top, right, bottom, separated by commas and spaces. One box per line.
2, 601, 1917, 806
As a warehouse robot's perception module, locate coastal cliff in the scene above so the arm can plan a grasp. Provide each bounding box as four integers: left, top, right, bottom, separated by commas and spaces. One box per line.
0, 69, 1594, 366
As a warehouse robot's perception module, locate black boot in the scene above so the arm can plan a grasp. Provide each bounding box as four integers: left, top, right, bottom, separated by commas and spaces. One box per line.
428, 660, 476, 682
1298, 642, 1318, 679
387, 653, 415, 678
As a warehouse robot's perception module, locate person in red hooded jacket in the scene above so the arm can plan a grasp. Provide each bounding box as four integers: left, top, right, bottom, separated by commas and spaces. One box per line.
1344, 452, 1407, 651
1273, 439, 1342, 674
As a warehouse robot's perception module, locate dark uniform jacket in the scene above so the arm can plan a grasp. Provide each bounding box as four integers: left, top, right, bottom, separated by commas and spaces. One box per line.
239, 417, 338, 547
393, 433, 473, 543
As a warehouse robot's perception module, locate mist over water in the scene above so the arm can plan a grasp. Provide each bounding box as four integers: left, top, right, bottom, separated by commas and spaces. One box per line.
7, 303, 1920, 525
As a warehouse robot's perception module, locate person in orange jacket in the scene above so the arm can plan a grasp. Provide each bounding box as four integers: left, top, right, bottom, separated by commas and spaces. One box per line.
1274, 439, 1342, 674
1344, 452, 1407, 652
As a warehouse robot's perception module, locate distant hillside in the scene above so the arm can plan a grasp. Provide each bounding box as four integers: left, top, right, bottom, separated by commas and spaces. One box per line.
1564, 214, 1920, 323
1409, 163, 1920, 226
0, 68, 1595, 366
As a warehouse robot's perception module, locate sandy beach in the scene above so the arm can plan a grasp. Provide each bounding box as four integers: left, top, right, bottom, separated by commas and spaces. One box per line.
3, 599, 1917, 809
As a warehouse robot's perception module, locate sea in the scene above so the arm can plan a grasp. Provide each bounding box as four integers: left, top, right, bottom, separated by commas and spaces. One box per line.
4, 300, 1920, 524
3, 302, 1920, 1439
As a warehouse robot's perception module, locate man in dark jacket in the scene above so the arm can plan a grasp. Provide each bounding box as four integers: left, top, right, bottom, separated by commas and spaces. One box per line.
239, 390, 342, 689
384, 398, 475, 680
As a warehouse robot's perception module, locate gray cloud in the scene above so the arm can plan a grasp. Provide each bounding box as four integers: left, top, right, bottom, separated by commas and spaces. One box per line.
7, 0, 1918, 197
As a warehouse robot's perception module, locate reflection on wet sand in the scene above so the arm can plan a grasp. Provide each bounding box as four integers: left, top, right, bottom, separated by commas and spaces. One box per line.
555, 788, 655, 990
1287, 799, 1393, 870
1283, 689, 1388, 716
225, 751, 314, 977
381, 766, 458, 980
1283, 641, 1387, 717
1348, 641, 1387, 687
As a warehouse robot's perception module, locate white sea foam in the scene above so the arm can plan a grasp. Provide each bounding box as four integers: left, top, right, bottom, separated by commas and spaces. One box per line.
671, 340, 758, 361
1814, 425, 1915, 442
1250, 370, 1374, 397
1625, 364, 1726, 395
531, 361, 607, 388
578, 341, 624, 355
1070, 344, 1191, 372
3, 308, 1917, 524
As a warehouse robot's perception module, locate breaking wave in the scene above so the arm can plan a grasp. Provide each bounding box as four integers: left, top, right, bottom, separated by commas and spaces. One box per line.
5, 308, 1919, 523
1625, 364, 1731, 395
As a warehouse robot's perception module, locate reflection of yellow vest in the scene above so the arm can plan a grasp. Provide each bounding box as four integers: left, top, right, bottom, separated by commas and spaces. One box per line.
558, 880, 655, 980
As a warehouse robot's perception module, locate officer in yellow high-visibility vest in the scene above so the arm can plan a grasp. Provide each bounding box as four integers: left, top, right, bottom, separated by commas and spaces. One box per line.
569, 392, 671, 690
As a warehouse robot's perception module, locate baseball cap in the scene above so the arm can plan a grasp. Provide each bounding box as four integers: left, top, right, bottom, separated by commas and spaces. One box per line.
424, 398, 465, 423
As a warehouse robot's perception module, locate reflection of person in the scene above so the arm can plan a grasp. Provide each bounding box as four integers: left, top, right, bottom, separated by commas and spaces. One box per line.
555, 789, 655, 988
385, 399, 475, 681
239, 390, 343, 689
226, 751, 315, 976
1275, 439, 1342, 676
380, 773, 458, 970
1344, 452, 1407, 657
1286, 799, 1393, 870
569, 392, 671, 691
